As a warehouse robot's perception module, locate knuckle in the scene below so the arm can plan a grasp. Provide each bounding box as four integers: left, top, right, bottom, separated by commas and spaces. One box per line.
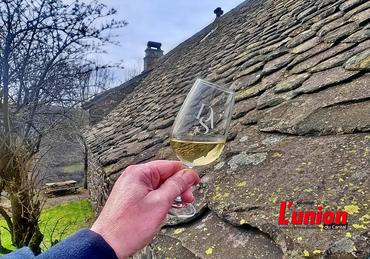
167, 176, 185, 193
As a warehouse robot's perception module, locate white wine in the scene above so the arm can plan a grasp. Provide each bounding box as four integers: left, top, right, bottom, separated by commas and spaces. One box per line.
170, 138, 225, 167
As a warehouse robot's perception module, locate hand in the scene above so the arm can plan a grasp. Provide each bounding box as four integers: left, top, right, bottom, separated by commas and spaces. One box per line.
91, 160, 200, 259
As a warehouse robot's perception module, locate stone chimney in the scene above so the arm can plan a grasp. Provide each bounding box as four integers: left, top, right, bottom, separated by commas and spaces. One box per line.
214, 7, 224, 18
144, 41, 163, 71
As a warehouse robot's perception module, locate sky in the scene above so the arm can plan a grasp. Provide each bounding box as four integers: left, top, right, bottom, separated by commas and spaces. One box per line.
96, 0, 245, 84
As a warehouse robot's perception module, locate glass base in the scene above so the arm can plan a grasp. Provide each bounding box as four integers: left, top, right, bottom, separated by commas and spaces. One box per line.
169, 196, 196, 219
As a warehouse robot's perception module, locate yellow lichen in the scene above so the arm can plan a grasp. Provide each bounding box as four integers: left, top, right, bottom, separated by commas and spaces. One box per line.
240, 219, 247, 225
269, 195, 278, 203
174, 228, 185, 235
313, 250, 321, 255
296, 165, 305, 172
205, 247, 214, 255
304, 188, 313, 193
237, 181, 247, 187
359, 214, 370, 224
344, 205, 360, 215
297, 236, 303, 241
353, 224, 366, 230
364, 147, 369, 157
303, 250, 310, 257
346, 232, 352, 238
319, 224, 324, 232
236, 85, 261, 100
272, 151, 283, 158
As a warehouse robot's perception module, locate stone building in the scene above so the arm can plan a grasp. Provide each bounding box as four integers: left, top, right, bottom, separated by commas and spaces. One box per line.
82, 41, 163, 125
84, 0, 370, 258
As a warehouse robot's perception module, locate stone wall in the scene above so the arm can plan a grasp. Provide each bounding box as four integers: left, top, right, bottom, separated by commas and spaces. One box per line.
87, 152, 112, 214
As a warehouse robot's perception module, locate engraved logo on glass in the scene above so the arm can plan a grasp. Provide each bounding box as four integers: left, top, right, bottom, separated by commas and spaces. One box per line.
195, 103, 214, 134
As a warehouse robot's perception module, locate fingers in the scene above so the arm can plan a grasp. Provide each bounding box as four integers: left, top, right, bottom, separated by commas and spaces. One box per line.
155, 169, 200, 204
145, 160, 184, 181
181, 188, 194, 203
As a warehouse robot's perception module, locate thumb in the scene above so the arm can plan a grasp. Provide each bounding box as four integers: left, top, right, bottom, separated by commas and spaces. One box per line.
155, 169, 199, 204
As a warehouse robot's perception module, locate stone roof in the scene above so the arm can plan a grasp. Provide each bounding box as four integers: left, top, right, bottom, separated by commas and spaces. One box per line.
85, 0, 370, 258
82, 71, 150, 125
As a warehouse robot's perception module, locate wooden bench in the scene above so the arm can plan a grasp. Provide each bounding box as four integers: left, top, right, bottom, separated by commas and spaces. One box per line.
44, 180, 78, 195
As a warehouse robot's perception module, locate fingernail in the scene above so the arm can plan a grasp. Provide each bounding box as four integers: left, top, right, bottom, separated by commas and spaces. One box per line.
181, 170, 196, 185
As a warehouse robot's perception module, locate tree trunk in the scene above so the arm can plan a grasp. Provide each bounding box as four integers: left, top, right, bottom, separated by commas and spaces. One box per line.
9, 190, 43, 254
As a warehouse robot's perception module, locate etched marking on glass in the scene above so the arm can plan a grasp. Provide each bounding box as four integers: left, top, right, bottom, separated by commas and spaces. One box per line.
196, 103, 214, 134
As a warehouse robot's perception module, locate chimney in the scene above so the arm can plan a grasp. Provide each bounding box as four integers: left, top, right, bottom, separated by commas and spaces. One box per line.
214, 7, 224, 18
144, 41, 163, 71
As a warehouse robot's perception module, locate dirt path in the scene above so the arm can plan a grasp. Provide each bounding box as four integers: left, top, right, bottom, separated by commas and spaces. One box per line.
44, 189, 90, 209
0, 189, 90, 214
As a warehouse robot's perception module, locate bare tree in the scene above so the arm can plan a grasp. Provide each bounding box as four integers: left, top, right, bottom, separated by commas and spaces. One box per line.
0, 0, 126, 253
124, 59, 143, 82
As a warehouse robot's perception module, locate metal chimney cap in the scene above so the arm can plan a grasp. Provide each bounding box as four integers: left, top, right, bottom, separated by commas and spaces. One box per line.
147, 41, 162, 50
214, 7, 224, 18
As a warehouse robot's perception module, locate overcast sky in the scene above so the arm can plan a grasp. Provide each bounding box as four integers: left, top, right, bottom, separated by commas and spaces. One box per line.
97, 0, 245, 83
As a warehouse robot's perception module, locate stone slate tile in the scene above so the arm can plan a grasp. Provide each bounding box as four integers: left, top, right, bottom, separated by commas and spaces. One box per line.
310, 51, 355, 72
316, 0, 343, 10
162, 212, 283, 259
235, 82, 267, 102
294, 100, 370, 135
316, 2, 341, 18
150, 234, 200, 259
343, 28, 370, 42
263, 67, 287, 86
239, 55, 265, 69
236, 61, 265, 78
297, 6, 318, 20
232, 96, 257, 120
343, 1, 370, 20
147, 117, 174, 131
287, 42, 332, 69
339, 0, 368, 12
286, 30, 316, 48
317, 17, 347, 37
231, 71, 261, 91
350, 8, 370, 25
259, 74, 370, 134
311, 39, 370, 72
344, 49, 370, 71
209, 131, 369, 257
295, 66, 360, 94
289, 43, 355, 74
311, 12, 344, 31
274, 73, 311, 93
291, 37, 321, 54
322, 22, 359, 43
262, 53, 295, 75
257, 89, 298, 110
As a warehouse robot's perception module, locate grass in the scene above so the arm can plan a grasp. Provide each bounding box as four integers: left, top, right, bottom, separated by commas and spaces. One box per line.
63, 163, 84, 173
0, 199, 93, 253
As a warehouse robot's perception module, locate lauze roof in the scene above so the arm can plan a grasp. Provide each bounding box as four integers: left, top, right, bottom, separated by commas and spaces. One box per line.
85, 0, 370, 258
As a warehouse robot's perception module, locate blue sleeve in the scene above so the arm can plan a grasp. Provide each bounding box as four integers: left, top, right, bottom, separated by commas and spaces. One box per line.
2, 229, 118, 259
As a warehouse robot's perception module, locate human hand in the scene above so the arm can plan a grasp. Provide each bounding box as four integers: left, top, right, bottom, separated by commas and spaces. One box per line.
91, 160, 200, 259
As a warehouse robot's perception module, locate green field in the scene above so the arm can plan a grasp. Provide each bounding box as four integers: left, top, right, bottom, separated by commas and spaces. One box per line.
0, 199, 94, 254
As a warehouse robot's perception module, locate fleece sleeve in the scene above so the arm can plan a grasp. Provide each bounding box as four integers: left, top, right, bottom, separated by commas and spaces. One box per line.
2, 228, 118, 259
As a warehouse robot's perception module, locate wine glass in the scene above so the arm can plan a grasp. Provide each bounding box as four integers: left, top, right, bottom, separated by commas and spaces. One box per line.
169, 78, 235, 218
